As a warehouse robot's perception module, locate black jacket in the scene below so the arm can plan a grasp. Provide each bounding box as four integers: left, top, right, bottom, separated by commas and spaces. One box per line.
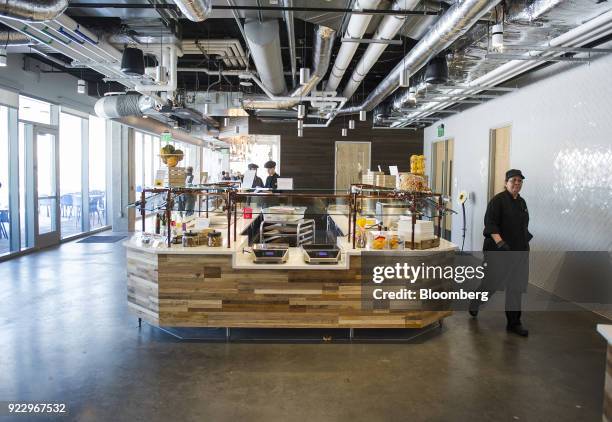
264, 173, 279, 189
483, 190, 533, 251
252, 176, 264, 189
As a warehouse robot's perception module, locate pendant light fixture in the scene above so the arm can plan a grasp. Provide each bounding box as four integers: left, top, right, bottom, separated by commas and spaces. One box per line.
224, 117, 230, 127
399, 67, 410, 88
491, 23, 504, 51
234, 125, 240, 134
203, 103, 210, 115
77, 79, 86, 94
297, 128, 303, 137
425, 54, 449, 85
348, 119, 355, 130
299, 67, 310, 85
120, 46, 145, 76
359, 110, 367, 121
297, 119, 304, 130
341, 128, 348, 137
297, 103, 305, 119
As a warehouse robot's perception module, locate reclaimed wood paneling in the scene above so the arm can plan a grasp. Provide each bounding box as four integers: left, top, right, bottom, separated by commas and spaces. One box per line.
131, 252, 453, 329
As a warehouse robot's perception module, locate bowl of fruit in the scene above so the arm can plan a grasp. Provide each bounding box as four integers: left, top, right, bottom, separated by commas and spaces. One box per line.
159, 144, 184, 167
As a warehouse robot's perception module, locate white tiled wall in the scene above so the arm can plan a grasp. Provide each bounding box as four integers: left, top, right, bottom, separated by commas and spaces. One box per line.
424, 52, 612, 254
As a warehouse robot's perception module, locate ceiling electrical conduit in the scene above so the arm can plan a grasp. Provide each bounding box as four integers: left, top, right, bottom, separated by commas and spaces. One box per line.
338, 0, 501, 116
242, 25, 336, 110
325, 0, 381, 92
399, 7, 612, 126
0, 0, 68, 22
341, 0, 421, 101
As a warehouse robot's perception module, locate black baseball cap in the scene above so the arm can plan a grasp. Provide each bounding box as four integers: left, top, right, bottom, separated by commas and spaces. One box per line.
505, 169, 525, 181
248, 163, 258, 170
264, 160, 276, 169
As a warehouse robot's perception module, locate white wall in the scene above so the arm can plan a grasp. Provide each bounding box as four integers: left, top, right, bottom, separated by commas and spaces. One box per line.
424, 52, 612, 254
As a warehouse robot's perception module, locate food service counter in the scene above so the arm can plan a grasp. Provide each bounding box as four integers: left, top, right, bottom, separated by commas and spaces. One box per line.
125, 209, 457, 329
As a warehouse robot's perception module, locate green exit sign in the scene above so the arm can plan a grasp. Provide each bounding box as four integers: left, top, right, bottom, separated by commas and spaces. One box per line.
437, 124, 445, 137
161, 132, 172, 143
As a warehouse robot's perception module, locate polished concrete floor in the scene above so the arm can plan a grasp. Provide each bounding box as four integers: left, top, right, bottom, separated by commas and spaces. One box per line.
0, 235, 608, 422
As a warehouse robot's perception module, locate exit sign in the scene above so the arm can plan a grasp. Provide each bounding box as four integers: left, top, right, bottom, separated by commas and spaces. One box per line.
437, 124, 445, 137
161, 132, 172, 143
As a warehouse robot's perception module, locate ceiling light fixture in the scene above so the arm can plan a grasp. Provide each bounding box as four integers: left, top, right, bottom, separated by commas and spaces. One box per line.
120, 46, 145, 76
348, 119, 355, 130
299, 67, 310, 85
491, 23, 504, 52
359, 110, 367, 121
297, 104, 305, 119
203, 103, 210, 115
341, 128, 348, 137
234, 125, 240, 134
77, 79, 86, 94
425, 54, 449, 85
297, 120, 304, 130
297, 128, 303, 137
399, 67, 410, 87
224, 117, 230, 126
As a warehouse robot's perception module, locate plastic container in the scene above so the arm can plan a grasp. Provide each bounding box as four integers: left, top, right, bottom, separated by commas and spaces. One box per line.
367, 231, 388, 250
208, 231, 222, 247
243, 207, 253, 219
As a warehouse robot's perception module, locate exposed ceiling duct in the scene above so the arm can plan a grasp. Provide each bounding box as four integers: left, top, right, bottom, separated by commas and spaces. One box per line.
172, 0, 212, 22
0, 30, 32, 45
0, 0, 68, 22
338, 0, 500, 115
181, 39, 248, 69
244, 19, 287, 96
242, 25, 336, 110
282, 0, 297, 87
325, 0, 381, 92
118, 116, 218, 148
341, 0, 421, 101
94, 93, 154, 119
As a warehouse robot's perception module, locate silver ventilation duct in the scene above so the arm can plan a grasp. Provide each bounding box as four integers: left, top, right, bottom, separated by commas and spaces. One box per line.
94, 94, 155, 119
242, 25, 336, 110
0, 0, 68, 22
0, 30, 31, 45
338, 0, 501, 115
282, 0, 297, 87
244, 19, 287, 96
172, 0, 212, 22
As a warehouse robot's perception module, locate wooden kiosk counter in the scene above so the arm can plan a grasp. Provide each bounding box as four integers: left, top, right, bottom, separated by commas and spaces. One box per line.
125, 202, 457, 330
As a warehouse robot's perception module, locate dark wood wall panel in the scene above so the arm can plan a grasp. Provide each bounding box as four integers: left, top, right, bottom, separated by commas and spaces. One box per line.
249, 116, 423, 190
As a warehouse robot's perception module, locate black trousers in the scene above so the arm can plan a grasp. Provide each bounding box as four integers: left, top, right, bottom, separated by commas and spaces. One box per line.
474, 285, 523, 327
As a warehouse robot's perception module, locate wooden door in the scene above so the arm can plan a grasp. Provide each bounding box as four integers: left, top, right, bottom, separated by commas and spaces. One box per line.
335, 142, 371, 191
489, 126, 511, 199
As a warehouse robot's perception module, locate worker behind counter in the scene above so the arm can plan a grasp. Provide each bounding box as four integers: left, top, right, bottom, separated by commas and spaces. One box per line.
263, 160, 280, 190
248, 163, 264, 189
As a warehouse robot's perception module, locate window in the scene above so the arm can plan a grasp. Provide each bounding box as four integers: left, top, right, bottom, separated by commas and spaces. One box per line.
0, 106, 9, 255
89, 116, 107, 229
19, 96, 51, 124
59, 112, 83, 238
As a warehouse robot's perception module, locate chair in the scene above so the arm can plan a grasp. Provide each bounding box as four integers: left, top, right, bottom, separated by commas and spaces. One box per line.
60, 194, 73, 218
89, 197, 102, 226
0, 209, 9, 239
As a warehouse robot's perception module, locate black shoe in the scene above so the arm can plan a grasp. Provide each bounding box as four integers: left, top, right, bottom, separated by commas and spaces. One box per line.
506, 324, 529, 337
468, 300, 479, 318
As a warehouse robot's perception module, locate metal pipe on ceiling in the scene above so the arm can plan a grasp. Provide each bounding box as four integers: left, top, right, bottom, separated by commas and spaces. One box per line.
244, 18, 287, 96
341, 0, 421, 101
172, 0, 212, 22
338, 0, 500, 116
281, 0, 297, 88
325, 0, 381, 93
242, 25, 336, 110
0, 0, 68, 22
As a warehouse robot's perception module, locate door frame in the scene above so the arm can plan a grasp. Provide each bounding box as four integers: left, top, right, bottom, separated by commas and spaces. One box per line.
487, 124, 512, 201
32, 124, 61, 248
334, 141, 372, 191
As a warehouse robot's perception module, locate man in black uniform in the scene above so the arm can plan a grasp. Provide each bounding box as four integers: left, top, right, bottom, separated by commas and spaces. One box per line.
469, 169, 533, 337
248, 163, 264, 189
264, 160, 280, 190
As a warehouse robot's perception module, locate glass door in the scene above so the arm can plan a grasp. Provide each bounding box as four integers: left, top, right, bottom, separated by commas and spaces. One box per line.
34, 126, 60, 248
